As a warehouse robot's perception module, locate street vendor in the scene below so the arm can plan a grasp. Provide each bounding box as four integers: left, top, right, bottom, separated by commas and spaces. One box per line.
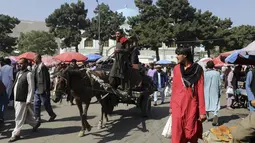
231, 109, 255, 142
109, 29, 131, 93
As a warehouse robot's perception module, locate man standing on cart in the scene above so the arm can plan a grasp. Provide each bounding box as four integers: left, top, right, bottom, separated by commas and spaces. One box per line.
109, 29, 131, 93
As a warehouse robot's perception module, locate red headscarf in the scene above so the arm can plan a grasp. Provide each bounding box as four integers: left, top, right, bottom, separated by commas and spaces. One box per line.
117, 37, 128, 44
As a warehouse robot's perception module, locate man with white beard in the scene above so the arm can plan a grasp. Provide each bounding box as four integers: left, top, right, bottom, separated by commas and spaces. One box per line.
9, 58, 40, 142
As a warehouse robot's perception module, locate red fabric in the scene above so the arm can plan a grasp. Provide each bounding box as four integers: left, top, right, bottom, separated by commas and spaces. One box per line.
170, 64, 205, 143
119, 37, 128, 44
113, 37, 128, 56
212, 56, 226, 67
17, 52, 36, 61
54, 52, 88, 62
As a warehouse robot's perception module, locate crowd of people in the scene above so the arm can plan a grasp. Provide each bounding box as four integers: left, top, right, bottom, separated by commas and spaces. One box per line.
0, 29, 255, 143
144, 47, 255, 142
0, 54, 57, 142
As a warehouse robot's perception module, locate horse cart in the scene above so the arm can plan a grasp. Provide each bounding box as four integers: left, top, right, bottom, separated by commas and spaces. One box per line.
90, 65, 155, 117
52, 61, 155, 137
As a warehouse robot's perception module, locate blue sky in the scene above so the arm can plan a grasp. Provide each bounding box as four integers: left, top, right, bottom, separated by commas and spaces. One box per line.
0, 0, 254, 26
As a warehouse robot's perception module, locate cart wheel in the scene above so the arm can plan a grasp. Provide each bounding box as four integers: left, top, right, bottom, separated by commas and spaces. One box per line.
140, 94, 151, 117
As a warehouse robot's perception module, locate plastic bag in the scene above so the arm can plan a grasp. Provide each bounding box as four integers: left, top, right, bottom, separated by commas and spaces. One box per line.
226, 87, 234, 94
164, 85, 172, 97
162, 115, 172, 138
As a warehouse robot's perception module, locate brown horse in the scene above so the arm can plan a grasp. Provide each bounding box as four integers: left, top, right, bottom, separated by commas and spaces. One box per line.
52, 68, 117, 137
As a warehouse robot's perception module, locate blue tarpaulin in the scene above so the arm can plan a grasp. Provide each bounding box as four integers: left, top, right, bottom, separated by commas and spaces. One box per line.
225, 50, 242, 63
225, 50, 255, 65
225, 41, 255, 65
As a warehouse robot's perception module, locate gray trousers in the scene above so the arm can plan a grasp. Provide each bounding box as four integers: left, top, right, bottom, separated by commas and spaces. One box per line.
231, 113, 255, 143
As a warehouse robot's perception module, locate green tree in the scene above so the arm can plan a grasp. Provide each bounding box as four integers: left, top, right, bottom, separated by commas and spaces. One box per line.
45, 0, 89, 52
84, 3, 125, 55
195, 10, 220, 57
213, 18, 232, 53
156, 0, 198, 48
0, 14, 20, 53
18, 31, 58, 55
195, 10, 232, 57
226, 25, 255, 51
128, 0, 163, 60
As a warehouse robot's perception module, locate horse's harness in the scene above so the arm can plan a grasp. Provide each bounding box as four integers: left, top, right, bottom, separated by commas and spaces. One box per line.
54, 73, 69, 95
53, 68, 98, 95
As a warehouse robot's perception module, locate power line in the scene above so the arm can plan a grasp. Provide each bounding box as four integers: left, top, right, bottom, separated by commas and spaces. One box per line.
175, 38, 225, 43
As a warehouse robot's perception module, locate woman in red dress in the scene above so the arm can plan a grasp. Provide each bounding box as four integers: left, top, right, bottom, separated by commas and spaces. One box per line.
170, 47, 207, 143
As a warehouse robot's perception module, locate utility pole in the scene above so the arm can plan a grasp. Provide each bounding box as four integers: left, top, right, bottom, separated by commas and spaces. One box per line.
96, 0, 101, 54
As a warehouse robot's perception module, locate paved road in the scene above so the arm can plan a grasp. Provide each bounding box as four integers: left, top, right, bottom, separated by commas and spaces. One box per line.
0, 95, 249, 143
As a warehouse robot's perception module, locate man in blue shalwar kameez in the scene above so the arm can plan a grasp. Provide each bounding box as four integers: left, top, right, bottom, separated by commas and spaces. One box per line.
204, 61, 221, 126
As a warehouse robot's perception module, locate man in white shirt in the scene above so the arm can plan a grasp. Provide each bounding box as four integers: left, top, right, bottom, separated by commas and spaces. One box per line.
152, 65, 168, 106
9, 58, 40, 142
1, 58, 14, 107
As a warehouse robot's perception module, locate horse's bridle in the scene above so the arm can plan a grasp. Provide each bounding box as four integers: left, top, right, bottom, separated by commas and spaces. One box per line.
53, 74, 69, 95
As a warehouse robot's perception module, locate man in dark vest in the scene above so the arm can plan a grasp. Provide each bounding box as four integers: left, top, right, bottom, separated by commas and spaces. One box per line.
109, 29, 131, 93
9, 58, 40, 142
33, 54, 56, 122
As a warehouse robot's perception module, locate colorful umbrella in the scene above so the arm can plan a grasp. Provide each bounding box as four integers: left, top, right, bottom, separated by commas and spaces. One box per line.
9, 56, 18, 64
17, 52, 36, 61
156, 60, 172, 65
42, 55, 61, 67
86, 54, 102, 62
219, 50, 235, 63
212, 56, 226, 67
54, 52, 88, 62
198, 58, 212, 70
198, 58, 212, 63
225, 50, 255, 65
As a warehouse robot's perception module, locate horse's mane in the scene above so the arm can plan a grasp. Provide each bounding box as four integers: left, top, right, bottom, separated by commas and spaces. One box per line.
68, 69, 87, 78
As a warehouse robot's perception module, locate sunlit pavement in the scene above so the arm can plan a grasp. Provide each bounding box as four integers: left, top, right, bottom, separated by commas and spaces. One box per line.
0, 94, 249, 143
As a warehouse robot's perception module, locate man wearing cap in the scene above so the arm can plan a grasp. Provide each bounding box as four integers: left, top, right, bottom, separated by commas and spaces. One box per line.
152, 65, 168, 106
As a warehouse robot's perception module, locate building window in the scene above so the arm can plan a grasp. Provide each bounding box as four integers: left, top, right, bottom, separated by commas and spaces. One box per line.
84, 39, 93, 47
103, 40, 109, 47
